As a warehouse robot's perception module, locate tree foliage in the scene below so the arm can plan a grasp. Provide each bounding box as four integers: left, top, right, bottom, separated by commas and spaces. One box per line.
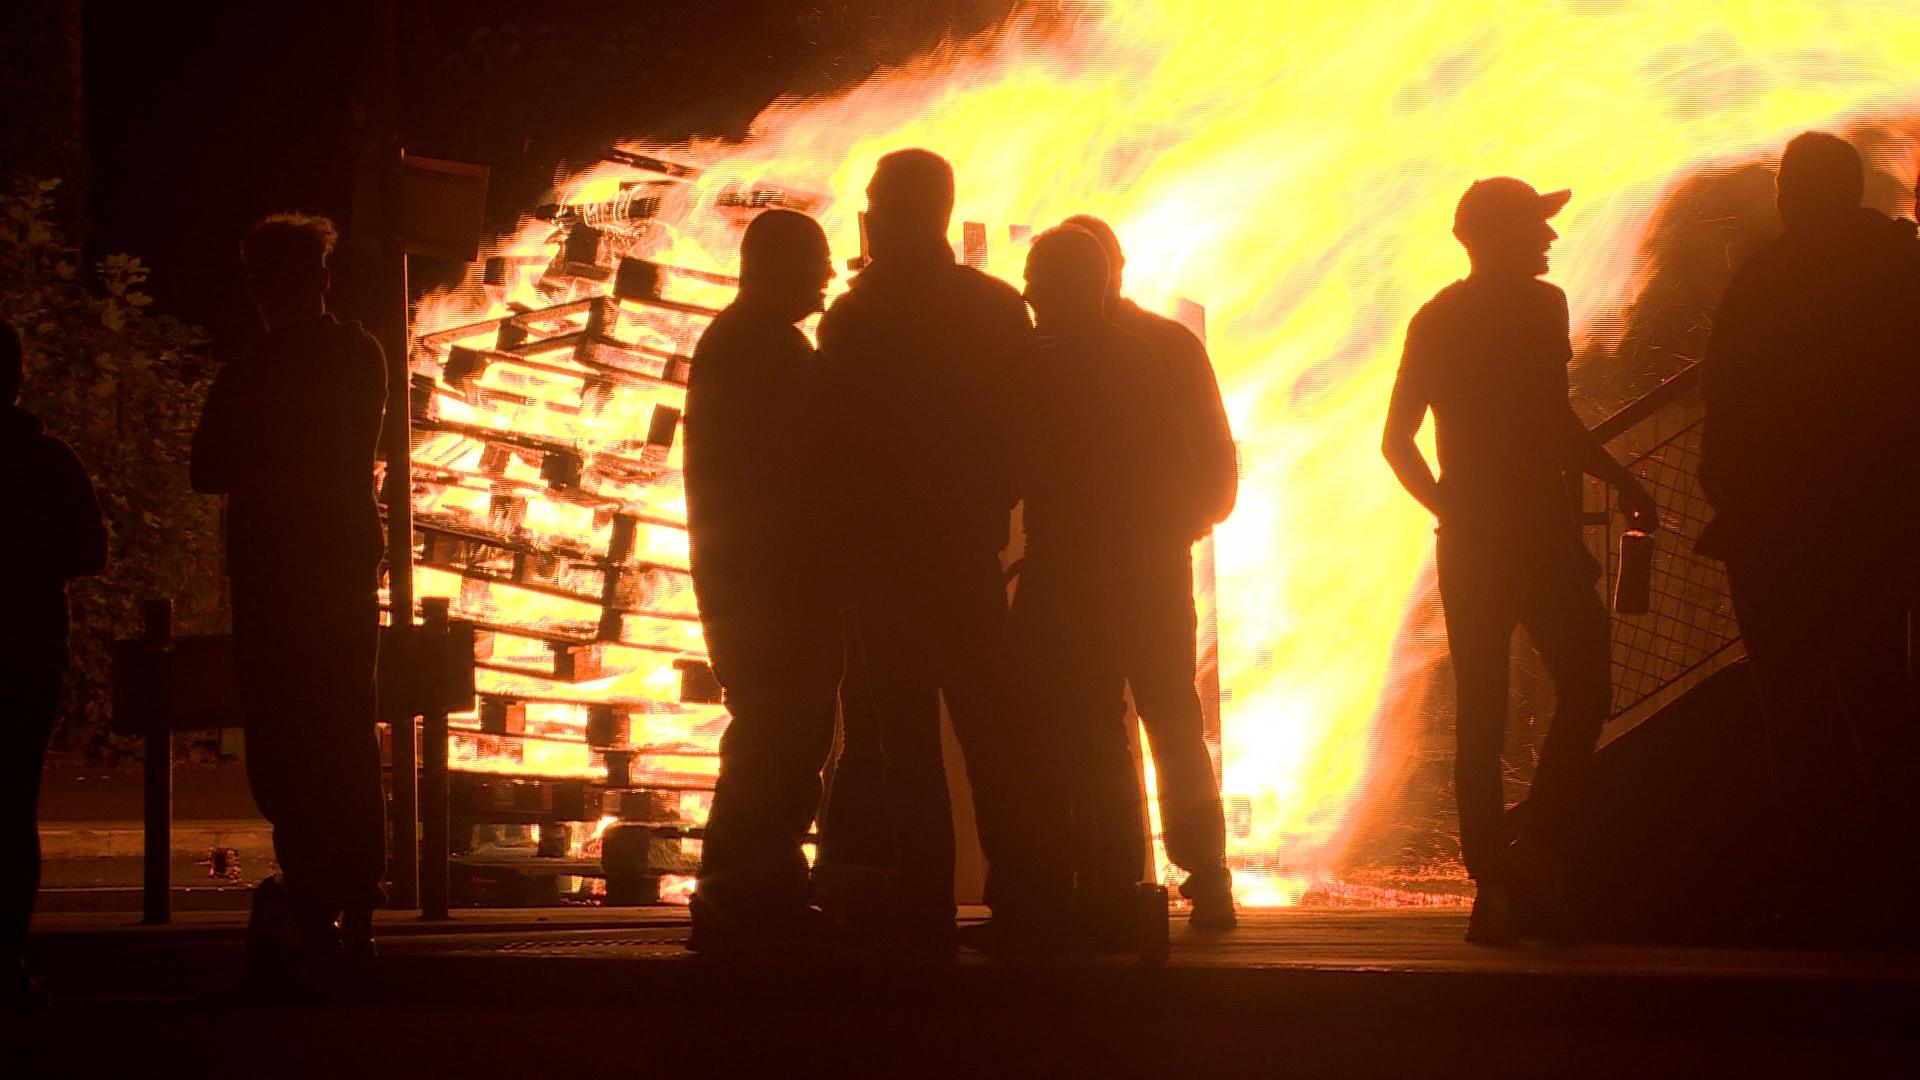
1, 177, 221, 759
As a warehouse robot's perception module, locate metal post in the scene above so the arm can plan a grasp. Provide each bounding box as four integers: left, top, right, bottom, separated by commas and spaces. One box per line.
382, 140, 420, 910
1173, 299, 1225, 770
140, 599, 172, 925
420, 597, 451, 920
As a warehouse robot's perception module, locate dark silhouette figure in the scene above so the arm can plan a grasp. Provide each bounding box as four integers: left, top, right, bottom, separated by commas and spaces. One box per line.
812, 149, 1041, 950
1061, 214, 1239, 930
1383, 178, 1655, 945
1698, 132, 1920, 923
1, 320, 107, 1006
685, 209, 841, 953
1003, 227, 1187, 949
190, 214, 387, 980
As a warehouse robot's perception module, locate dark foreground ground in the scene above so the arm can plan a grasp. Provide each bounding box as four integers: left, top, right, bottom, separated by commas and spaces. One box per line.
11, 906, 1917, 1076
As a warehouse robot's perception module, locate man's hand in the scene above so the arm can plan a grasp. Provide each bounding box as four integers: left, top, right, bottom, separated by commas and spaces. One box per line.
1617, 479, 1657, 531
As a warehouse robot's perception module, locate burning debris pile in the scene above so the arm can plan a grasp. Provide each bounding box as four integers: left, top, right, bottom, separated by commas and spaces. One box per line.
395, 154, 780, 902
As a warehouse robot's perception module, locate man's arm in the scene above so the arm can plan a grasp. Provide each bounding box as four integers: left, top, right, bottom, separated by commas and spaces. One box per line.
1547, 288, 1657, 527
52, 444, 108, 579
810, 297, 871, 584
188, 363, 244, 494
1382, 377, 1444, 518
1164, 323, 1239, 530
295, 329, 388, 484
1382, 316, 1445, 518
1556, 404, 1656, 526
995, 287, 1041, 514
1697, 268, 1761, 510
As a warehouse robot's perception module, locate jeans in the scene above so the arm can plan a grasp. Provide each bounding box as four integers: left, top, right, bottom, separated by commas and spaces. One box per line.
1126, 547, 1229, 887
2, 666, 59, 960
232, 587, 385, 919
696, 604, 842, 924
1724, 546, 1919, 897
1436, 528, 1609, 883
823, 557, 1050, 929
1009, 551, 1142, 893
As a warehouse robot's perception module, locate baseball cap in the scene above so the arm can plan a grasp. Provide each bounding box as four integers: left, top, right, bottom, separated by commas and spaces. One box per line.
1454, 177, 1572, 235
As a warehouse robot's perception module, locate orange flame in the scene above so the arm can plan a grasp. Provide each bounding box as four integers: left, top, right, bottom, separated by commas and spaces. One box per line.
416, 1, 1920, 905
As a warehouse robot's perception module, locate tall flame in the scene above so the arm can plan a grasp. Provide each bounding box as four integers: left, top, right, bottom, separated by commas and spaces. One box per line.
418, 0, 1920, 904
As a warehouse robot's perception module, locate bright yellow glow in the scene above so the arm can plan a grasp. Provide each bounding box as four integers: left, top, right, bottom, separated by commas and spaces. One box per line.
416, 0, 1920, 904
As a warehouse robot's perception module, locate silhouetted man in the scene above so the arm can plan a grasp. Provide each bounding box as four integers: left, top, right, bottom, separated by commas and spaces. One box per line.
1699, 132, 1920, 920
1, 320, 107, 1007
191, 214, 387, 981
1006, 227, 1186, 950
814, 149, 1040, 950
686, 210, 841, 954
1383, 179, 1655, 945
1062, 214, 1239, 930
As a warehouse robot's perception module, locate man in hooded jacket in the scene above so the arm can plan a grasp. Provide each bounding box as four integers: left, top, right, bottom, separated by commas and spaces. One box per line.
1061, 214, 1240, 930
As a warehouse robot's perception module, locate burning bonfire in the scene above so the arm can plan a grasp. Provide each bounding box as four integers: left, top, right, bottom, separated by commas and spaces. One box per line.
402, 1, 1920, 905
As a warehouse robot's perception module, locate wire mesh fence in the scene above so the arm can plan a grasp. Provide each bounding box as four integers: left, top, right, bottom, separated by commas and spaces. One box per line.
1584, 370, 1743, 728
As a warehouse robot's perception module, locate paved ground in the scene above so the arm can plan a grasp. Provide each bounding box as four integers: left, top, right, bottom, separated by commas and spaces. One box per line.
14, 906, 1917, 1074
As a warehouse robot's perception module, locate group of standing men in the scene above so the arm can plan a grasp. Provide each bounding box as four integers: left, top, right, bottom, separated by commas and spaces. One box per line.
1386, 130, 1920, 945
685, 149, 1240, 956
10, 128, 1908, 1002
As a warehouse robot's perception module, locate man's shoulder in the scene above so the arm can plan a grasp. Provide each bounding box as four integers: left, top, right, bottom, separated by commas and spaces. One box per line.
4, 412, 87, 477
1415, 277, 1562, 323
819, 279, 874, 328
320, 316, 385, 362
1109, 324, 1171, 391
1526, 277, 1569, 306
696, 303, 806, 359
1116, 299, 1200, 350
697, 301, 755, 342
336, 316, 381, 346
258, 316, 384, 372
1410, 279, 1472, 329
1104, 321, 1157, 364
951, 264, 1028, 315
1736, 235, 1799, 280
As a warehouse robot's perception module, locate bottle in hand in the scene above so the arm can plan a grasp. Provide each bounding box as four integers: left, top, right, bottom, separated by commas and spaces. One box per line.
1614, 529, 1653, 615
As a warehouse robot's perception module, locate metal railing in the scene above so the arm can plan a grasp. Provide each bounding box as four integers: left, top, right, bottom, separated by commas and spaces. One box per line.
1580, 363, 1744, 733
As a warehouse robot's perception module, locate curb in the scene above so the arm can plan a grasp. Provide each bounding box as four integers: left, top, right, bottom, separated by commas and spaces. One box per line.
38, 819, 274, 860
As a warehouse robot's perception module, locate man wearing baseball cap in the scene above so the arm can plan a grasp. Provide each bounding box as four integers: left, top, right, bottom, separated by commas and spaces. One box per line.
1383, 177, 1655, 944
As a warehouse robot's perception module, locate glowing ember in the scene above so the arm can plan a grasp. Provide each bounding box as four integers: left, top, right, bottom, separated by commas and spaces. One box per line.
413, 1, 1920, 905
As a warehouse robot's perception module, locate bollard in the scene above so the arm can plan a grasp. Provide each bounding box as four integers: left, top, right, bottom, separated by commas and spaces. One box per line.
420, 597, 452, 920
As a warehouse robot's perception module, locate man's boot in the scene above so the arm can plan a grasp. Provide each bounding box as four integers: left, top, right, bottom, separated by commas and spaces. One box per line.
243, 873, 301, 991
1182, 866, 1238, 931
1465, 880, 1519, 946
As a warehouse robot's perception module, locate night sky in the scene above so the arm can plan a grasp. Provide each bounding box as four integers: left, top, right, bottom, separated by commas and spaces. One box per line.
78, 0, 1013, 354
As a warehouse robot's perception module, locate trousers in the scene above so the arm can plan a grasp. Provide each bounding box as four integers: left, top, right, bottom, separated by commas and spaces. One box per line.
1436, 528, 1609, 882
1724, 546, 1919, 897
822, 557, 1050, 929
232, 587, 385, 917
2, 666, 60, 959
1126, 546, 1229, 886
1010, 551, 1142, 894
695, 604, 842, 923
